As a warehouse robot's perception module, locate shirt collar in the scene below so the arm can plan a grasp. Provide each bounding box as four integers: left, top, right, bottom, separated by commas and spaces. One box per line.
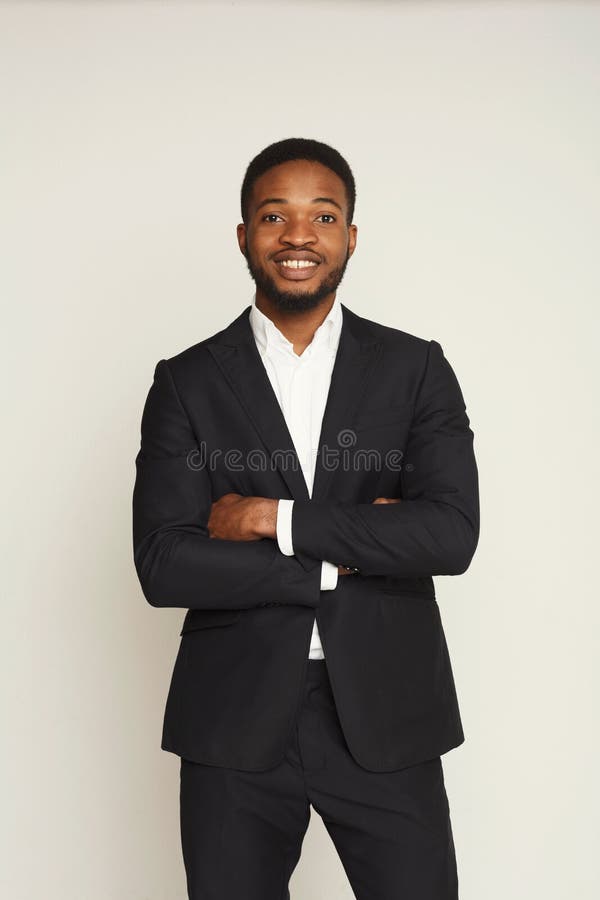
249, 292, 343, 358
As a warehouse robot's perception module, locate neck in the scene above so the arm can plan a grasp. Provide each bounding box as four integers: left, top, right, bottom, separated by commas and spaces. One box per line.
255, 292, 337, 356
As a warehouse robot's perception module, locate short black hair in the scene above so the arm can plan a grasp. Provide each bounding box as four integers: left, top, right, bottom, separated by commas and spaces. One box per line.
240, 137, 356, 226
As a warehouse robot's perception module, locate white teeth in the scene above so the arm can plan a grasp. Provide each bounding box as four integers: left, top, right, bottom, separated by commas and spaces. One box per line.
279, 259, 317, 268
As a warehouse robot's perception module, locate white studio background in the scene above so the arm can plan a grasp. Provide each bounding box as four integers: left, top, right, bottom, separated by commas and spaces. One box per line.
1, 2, 598, 898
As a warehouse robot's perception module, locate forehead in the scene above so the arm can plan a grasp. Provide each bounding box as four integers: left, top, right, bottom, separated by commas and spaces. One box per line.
250, 159, 347, 210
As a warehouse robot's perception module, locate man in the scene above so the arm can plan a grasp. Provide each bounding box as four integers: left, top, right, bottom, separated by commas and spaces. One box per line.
132, 137, 479, 899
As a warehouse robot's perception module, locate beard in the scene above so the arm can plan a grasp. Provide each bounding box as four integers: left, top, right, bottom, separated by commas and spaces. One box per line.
244, 247, 351, 313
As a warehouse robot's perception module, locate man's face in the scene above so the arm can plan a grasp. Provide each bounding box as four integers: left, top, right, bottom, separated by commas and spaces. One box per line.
237, 159, 358, 313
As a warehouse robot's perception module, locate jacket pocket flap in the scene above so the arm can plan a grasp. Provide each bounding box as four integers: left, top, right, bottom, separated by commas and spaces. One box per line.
180, 609, 242, 635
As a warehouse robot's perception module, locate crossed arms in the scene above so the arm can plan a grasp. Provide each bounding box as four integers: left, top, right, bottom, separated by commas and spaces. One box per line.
132, 340, 479, 611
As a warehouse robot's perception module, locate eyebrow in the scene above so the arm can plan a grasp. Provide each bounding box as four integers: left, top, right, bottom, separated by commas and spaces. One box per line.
255, 196, 343, 213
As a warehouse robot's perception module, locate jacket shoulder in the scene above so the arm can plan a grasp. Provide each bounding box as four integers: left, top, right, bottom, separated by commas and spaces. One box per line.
344, 305, 432, 355
161, 308, 250, 377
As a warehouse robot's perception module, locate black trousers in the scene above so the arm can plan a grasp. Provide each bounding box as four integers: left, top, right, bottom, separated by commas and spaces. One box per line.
180, 659, 459, 899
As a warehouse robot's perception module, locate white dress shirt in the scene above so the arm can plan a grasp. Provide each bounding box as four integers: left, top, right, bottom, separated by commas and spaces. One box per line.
248, 293, 342, 659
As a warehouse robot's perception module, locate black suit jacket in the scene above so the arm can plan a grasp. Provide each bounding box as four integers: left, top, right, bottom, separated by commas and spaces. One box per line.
132, 303, 479, 772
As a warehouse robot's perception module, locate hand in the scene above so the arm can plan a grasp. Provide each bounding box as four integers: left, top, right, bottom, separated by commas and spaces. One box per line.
208, 493, 278, 541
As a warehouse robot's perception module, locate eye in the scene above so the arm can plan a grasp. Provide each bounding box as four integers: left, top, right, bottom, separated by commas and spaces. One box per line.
317, 214, 336, 223
263, 213, 283, 223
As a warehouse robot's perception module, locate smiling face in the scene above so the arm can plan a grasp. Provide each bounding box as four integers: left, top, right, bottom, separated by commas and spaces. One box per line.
237, 159, 358, 313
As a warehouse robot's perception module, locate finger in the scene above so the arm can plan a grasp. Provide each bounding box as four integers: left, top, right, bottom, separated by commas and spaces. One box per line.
214, 492, 242, 506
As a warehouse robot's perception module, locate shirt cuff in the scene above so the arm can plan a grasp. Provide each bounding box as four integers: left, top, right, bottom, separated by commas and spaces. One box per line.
320, 560, 339, 590
276, 499, 295, 556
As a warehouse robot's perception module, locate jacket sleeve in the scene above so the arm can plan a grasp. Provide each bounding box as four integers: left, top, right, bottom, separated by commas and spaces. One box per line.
290, 340, 480, 577
132, 358, 322, 610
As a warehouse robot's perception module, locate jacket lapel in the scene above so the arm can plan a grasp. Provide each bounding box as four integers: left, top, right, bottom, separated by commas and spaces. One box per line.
207, 307, 309, 501
207, 303, 382, 502
311, 305, 382, 501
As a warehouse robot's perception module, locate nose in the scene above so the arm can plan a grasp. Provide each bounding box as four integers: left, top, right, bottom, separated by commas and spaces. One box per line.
279, 215, 317, 247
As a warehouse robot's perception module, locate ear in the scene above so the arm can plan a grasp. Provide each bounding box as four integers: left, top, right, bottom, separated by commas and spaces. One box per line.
347, 223, 358, 258
236, 223, 247, 257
